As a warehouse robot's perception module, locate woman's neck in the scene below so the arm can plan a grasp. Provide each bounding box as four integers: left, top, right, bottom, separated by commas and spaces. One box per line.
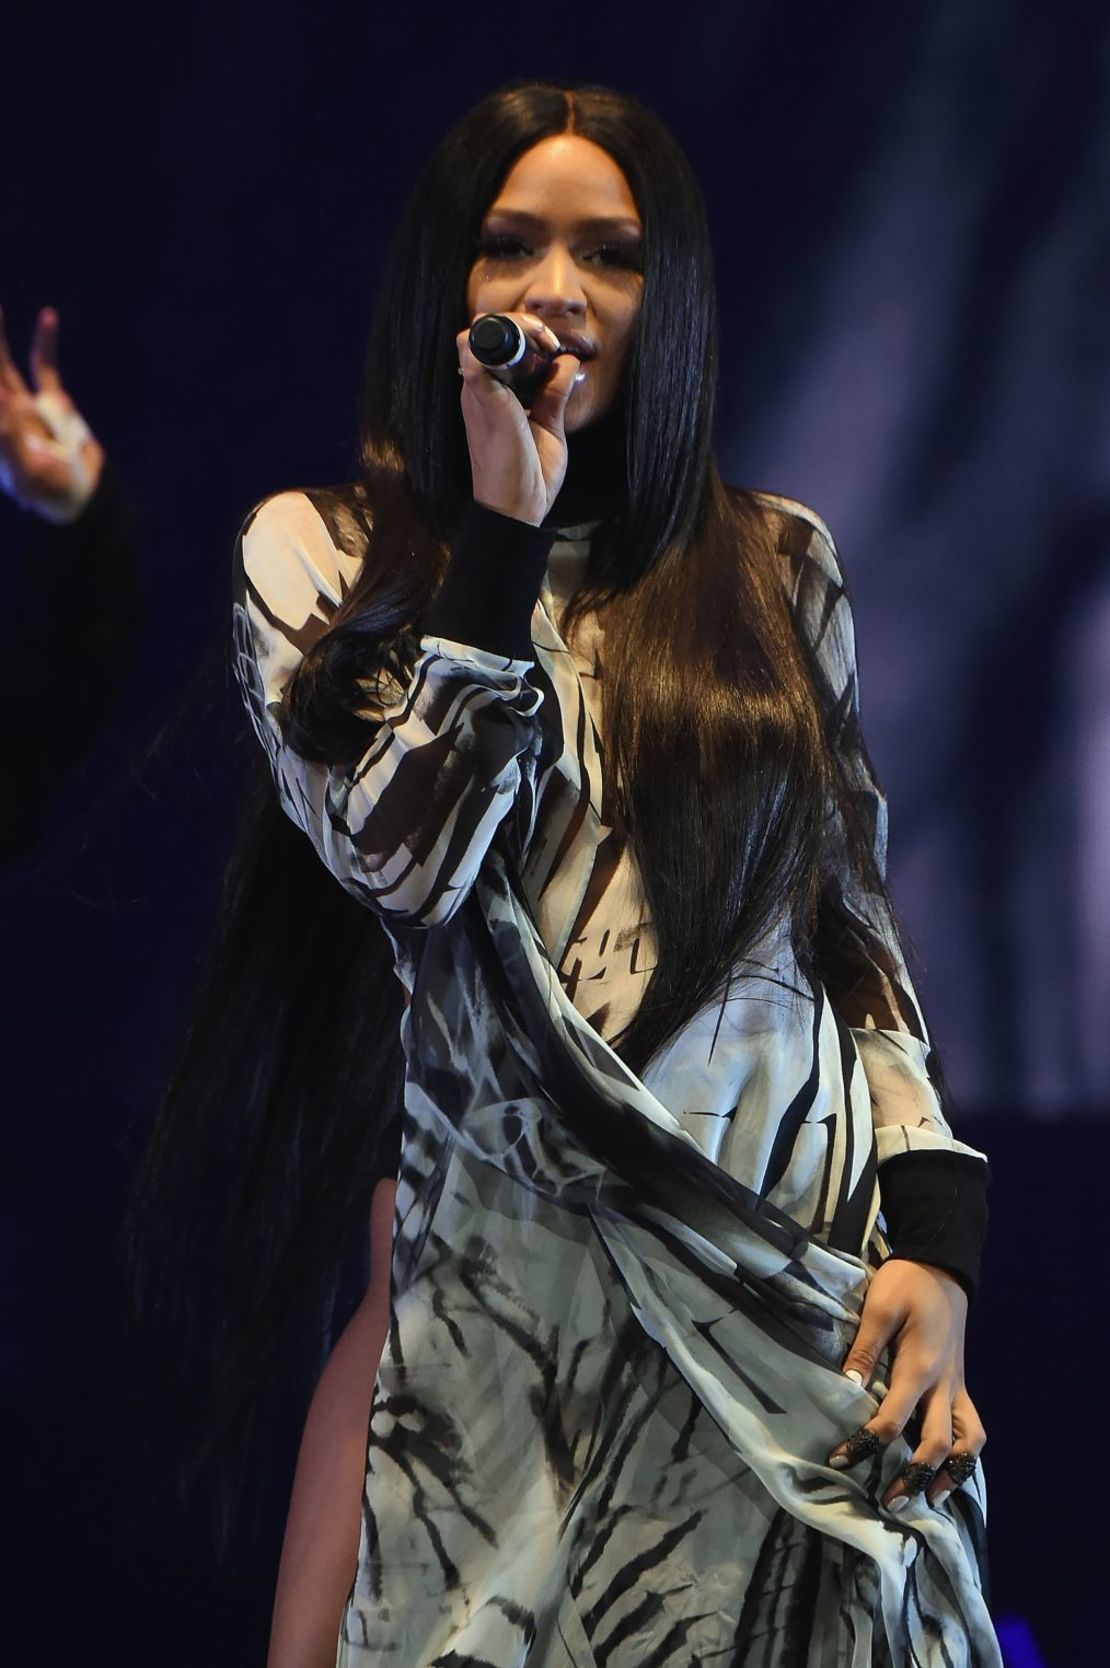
542, 390, 630, 531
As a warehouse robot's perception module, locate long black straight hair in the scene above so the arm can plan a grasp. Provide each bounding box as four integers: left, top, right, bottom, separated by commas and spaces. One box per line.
123, 78, 945, 1563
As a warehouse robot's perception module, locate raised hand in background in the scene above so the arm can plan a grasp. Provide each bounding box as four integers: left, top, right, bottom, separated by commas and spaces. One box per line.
0, 304, 105, 525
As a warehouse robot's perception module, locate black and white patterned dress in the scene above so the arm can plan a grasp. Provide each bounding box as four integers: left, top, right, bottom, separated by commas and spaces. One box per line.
232, 485, 1001, 1668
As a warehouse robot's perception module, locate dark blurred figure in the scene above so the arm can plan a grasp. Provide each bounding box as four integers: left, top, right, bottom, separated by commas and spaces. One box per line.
0, 303, 142, 861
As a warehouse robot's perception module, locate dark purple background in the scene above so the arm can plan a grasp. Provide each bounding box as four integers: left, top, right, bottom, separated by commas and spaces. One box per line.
2, 2, 1106, 1662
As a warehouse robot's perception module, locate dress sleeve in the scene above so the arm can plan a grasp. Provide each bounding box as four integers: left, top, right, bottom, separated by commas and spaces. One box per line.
783, 502, 990, 1300
231, 490, 554, 929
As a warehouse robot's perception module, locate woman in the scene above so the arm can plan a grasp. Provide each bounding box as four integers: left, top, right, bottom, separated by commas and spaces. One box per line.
134, 79, 1000, 1668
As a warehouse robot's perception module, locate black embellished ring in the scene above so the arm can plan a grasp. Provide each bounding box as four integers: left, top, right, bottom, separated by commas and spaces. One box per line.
841, 1427, 882, 1466
943, 1452, 979, 1487
900, 1461, 938, 1495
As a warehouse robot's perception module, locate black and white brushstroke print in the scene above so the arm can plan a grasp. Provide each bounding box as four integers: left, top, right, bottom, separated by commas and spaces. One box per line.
232, 485, 1001, 1668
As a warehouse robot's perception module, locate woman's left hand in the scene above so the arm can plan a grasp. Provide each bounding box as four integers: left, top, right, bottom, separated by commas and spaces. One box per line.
827, 1257, 988, 1511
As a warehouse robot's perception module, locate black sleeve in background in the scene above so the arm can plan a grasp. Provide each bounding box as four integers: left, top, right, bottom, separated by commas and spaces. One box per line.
0, 456, 144, 862
416, 498, 557, 662
877, 1149, 991, 1306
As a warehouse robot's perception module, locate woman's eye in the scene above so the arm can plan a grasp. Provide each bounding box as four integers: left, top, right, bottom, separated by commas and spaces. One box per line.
476, 236, 643, 272
476, 236, 530, 259
585, 244, 644, 271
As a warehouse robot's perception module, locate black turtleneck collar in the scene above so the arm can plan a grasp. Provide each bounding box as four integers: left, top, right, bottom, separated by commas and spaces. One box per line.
541, 385, 630, 532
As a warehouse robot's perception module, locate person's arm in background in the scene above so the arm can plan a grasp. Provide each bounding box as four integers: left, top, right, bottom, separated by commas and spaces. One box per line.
0, 303, 142, 860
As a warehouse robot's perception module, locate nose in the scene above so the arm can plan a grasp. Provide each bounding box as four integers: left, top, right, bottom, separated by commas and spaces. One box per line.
521, 242, 587, 320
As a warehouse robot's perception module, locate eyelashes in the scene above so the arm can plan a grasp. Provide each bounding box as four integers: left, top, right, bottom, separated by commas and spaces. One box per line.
474, 235, 644, 273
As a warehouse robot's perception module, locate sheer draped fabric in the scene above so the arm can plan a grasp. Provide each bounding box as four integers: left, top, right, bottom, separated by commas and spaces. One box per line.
232, 487, 999, 1668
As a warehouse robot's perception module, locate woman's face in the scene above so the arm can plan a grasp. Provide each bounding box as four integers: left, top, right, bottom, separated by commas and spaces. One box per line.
466, 134, 644, 432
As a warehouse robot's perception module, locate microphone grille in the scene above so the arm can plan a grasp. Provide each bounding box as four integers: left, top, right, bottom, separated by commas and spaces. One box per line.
468, 314, 522, 366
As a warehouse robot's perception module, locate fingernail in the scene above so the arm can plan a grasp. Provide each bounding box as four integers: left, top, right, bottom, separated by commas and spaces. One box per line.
932, 1487, 951, 1507
828, 1453, 849, 1469
844, 1369, 864, 1386
886, 1494, 910, 1513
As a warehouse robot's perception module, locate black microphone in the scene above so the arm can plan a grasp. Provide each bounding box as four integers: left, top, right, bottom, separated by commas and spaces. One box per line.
467, 314, 558, 407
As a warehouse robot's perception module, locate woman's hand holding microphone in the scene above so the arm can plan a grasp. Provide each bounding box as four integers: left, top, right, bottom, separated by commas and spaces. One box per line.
455, 312, 582, 528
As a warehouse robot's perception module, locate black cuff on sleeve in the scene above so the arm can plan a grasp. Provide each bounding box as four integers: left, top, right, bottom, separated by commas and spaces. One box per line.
417, 499, 556, 661
878, 1151, 991, 1305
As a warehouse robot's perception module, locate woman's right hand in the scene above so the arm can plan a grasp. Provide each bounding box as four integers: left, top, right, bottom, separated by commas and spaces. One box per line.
456, 312, 582, 527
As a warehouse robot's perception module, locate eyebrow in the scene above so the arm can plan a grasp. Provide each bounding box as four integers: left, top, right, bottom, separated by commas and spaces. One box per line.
482, 208, 642, 237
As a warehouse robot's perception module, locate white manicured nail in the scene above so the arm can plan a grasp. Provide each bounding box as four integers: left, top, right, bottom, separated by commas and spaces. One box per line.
844, 1369, 864, 1385
932, 1487, 951, 1507
887, 1494, 909, 1513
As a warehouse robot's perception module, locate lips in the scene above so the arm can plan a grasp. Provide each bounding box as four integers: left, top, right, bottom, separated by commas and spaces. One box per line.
552, 330, 596, 361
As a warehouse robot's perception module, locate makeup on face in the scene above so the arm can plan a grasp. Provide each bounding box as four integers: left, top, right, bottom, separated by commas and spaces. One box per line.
465, 135, 644, 430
